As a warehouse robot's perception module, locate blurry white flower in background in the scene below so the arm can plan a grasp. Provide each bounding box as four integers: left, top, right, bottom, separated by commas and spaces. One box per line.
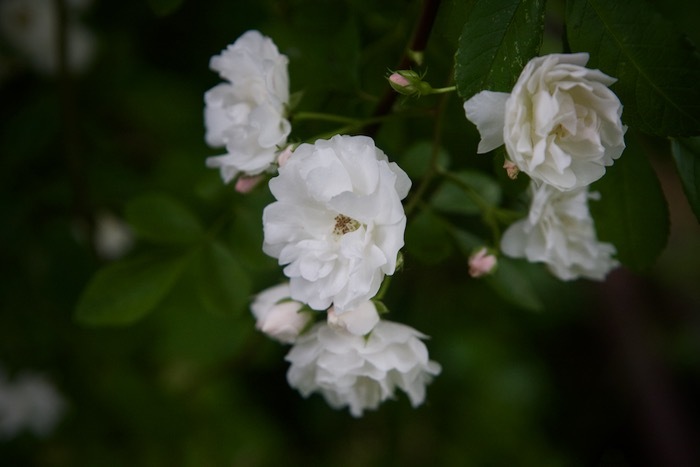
286, 320, 441, 417
262, 135, 411, 312
0, 367, 67, 439
0, 0, 95, 75
501, 182, 618, 281
93, 210, 134, 260
204, 30, 291, 183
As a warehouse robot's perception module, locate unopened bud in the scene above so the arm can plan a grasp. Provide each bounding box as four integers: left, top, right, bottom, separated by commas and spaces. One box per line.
387, 69, 432, 97
389, 73, 410, 88
251, 283, 313, 344
503, 160, 519, 180
235, 175, 265, 193
468, 247, 497, 278
277, 145, 294, 168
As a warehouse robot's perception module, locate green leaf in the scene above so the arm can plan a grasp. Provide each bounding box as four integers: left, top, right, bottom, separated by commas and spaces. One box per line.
147, 0, 184, 16
405, 210, 454, 265
485, 257, 544, 312
455, 0, 546, 99
398, 141, 450, 180
566, 0, 700, 136
451, 229, 543, 311
589, 135, 670, 271
75, 253, 188, 326
125, 193, 203, 244
671, 137, 700, 223
196, 241, 252, 316
431, 170, 502, 216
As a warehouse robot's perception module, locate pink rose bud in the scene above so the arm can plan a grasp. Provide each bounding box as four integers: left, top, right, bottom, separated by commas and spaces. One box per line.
389, 73, 411, 87
235, 174, 265, 193
277, 145, 294, 167
468, 247, 497, 278
503, 160, 519, 180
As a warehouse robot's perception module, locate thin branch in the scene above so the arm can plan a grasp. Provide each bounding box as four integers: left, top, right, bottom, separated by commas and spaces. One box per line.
364, 0, 442, 137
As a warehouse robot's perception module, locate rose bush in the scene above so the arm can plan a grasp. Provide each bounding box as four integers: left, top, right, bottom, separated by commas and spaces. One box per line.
262, 135, 411, 312
204, 30, 291, 183
464, 53, 626, 191
285, 320, 441, 417
501, 182, 618, 281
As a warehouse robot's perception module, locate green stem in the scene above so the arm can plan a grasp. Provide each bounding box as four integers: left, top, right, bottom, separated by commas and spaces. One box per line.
292, 111, 361, 125
374, 275, 392, 301
404, 85, 450, 216
437, 169, 493, 213
435, 168, 525, 245
301, 109, 433, 144
428, 85, 456, 95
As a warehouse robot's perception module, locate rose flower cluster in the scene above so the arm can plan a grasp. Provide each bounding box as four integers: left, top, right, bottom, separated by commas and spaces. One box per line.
204, 31, 440, 417
204, 31, 626, 416
464, 53, 625, 280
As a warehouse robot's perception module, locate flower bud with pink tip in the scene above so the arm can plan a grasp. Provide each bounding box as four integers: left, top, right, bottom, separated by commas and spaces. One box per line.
387, 70, 431, 97
235, 174, 265, 193
468, 247, 497, 278
503, 160, 519, 180
277, 145, 294, 168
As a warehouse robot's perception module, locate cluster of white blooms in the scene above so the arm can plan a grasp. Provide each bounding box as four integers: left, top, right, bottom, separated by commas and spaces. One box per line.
204, 30, 291, 184
0, 367, 67, 439
464, 53, 624, 280
206, 32, 440, 417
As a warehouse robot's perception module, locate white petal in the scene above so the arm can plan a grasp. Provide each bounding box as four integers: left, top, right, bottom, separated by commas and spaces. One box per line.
463, 91, 510, 153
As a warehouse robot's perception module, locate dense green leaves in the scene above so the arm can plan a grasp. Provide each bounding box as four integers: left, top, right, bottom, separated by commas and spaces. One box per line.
566, 0, 700, 136
75, 253, 188, 325
398, 141, 449, 180
195, 241, 252, 316
125, 193, 203, 244
405, 210, 454, 265
431, 170, 501, 216
589, 137, 670, 271
671, 137, 700, 223
147, 0, 184, 16
75, 239, 251, 324
455, 0, 546, 99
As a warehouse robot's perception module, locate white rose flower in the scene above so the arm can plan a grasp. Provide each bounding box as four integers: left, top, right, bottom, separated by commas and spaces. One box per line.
286, 320, 441, 417
464, 53, 626, 191
204, 30, 291, 183
501, 182, 618, 281
262, 135, 411, 312
250, 283, 313, 344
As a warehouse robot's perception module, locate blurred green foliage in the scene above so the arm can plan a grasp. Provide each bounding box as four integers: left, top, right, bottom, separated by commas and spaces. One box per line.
1, 0, 699, 466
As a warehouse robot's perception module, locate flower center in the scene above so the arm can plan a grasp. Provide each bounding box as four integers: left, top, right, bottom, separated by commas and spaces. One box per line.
333, 214, 360, 236
553, 124, 569, 138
